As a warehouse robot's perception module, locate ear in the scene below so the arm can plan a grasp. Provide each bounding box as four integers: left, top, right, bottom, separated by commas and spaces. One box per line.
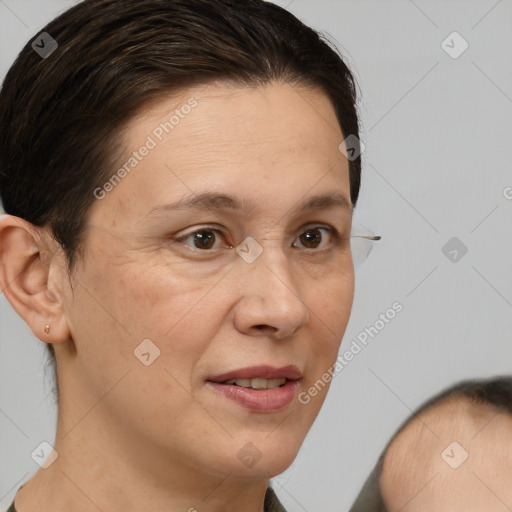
0, 214, 71, 343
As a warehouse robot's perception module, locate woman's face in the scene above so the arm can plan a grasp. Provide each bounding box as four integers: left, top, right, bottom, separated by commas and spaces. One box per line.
56, 82, 354, 479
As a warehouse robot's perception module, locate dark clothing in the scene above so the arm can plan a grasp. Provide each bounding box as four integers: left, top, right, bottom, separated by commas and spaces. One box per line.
348, 460, 388, 512
7, 485, 288, 512
264, 486, 288, 512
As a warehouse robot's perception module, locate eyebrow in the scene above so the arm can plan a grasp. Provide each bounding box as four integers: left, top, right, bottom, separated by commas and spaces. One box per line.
146, 191, 353, 217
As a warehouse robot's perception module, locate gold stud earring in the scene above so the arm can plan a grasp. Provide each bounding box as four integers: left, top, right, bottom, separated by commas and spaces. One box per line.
44, 324, 50, 334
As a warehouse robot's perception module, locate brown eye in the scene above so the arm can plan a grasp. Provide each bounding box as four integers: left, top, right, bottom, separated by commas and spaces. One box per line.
191, 230, 216, 250
293, 226, 336, 250
177, 228, 228, 251
299, 229, 322, 248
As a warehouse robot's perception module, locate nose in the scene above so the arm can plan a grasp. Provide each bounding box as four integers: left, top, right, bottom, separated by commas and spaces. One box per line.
232, 240, 310, 340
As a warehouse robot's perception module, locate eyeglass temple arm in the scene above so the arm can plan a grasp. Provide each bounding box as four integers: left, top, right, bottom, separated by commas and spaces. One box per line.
351, 235, 382, 241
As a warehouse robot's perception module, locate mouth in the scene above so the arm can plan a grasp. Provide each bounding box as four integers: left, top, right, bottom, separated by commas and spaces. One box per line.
206, 365, 302, 413
207, 364, 303, 383
220, 377, 288, 390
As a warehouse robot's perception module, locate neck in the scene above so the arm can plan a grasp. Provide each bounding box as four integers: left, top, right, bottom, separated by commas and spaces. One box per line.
15, 409, 271, 512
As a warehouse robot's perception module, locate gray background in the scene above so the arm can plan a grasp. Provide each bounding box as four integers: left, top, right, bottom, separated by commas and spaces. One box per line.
1, 1, 511, 511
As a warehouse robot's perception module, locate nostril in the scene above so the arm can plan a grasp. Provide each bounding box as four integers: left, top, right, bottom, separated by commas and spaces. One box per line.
253, 325, 279, 335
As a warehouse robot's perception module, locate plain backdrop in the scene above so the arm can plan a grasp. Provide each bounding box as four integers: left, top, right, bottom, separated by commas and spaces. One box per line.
1, 1, 511, 511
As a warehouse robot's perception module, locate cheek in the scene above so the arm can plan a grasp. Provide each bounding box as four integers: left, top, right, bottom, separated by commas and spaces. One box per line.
69, 261, 227, 422
69, 253, 224, 382
116, 263, 225, 357
308, 266, 354, 339
301, 268, 354, 393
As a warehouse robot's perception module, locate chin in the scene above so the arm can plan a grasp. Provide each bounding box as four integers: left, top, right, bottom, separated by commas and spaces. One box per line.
226, 453, 300, 480
227, 433, 303, 478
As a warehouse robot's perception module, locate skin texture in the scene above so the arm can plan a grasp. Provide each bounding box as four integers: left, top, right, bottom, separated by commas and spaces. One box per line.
0, 82, 355, 512
381, 397, 512, 512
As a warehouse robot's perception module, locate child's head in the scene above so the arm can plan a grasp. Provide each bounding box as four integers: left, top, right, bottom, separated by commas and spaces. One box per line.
350, 377, 512, 512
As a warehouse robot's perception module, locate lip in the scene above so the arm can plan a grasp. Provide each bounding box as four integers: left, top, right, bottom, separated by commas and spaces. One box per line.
207, 364, 303, 383
206, 380, 300, 413
206, 365, 302, 413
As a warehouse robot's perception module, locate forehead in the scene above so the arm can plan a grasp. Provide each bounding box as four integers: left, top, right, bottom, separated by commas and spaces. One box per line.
381, 397, 512, 510
127, 81, 344, 166
93, 81, 351, 224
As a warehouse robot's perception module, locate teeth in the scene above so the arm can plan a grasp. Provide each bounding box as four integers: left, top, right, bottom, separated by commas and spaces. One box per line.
223, 378, 287, 389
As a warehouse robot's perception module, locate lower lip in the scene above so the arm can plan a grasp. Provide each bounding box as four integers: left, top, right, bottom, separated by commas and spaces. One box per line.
206, 379, 300, 413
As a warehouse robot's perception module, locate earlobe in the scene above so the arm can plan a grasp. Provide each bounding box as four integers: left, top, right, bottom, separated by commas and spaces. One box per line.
0, 214, 71, 343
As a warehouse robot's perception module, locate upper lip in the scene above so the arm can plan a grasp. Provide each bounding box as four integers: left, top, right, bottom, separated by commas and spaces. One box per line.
207, 365, 302, 383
